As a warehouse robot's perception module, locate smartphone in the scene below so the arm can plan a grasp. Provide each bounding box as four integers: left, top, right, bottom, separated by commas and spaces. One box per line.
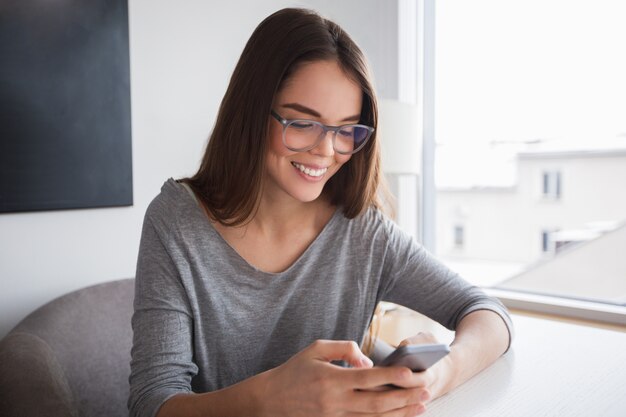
378, 343, 450, 372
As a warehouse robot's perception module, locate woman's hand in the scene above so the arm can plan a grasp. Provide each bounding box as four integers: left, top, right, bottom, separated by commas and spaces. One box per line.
255, 339, 431, 417
392, 331, 454, 402
391, 309, 511, 403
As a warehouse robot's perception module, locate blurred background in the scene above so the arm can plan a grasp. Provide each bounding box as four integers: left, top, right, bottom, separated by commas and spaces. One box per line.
0, 0, 410, 338
1, 0, 624, 338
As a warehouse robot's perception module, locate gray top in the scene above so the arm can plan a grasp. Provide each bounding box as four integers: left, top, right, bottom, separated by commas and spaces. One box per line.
128, 178, 513, 417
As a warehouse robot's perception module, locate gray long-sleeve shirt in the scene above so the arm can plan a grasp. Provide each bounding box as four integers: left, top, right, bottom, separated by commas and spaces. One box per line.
128, 178, 513, 417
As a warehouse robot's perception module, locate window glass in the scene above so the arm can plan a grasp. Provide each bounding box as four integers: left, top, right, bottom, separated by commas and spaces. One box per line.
435, 0, 626, 305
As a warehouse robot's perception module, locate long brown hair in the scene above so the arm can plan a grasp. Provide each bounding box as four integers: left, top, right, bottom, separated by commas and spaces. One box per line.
182, 8, 386, 226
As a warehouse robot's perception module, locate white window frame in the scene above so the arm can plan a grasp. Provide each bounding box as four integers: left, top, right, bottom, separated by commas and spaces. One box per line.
416, 0, 626, 326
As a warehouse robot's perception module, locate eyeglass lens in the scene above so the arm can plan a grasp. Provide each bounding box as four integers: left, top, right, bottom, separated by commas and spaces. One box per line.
285, 121, 370, 154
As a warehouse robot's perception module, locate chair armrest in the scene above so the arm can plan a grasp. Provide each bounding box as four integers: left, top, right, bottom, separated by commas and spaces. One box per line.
0, 332, 77, 417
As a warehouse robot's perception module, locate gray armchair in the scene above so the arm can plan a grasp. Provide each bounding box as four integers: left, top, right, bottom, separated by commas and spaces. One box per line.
0, 278, 134, 417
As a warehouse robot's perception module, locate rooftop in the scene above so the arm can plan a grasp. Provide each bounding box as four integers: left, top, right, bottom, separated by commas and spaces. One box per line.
496, 222, 626, 306
436, 135, 626, 189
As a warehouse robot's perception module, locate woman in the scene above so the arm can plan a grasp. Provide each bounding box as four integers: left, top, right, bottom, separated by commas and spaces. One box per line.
129, 8, 512, 417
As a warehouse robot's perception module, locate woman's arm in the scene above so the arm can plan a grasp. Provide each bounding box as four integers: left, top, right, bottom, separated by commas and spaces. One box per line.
155, 381, 256, 417
129, 207, 199, 417
374, 212, 513, 401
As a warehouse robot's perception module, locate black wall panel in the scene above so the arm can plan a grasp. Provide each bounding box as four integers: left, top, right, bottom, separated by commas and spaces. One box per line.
0, 0, 132, 213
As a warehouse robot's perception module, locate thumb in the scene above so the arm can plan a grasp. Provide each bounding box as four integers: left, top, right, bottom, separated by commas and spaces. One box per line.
304, 340, 373, 368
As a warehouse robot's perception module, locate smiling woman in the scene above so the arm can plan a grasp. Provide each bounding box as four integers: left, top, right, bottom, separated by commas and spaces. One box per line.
128, 7, 514, 417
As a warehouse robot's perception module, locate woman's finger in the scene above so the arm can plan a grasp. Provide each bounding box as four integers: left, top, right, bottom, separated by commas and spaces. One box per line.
340, 365, 425, 390
343, 401, 427, 417
303, 339, 373, 368
389, 367, 434, 389
345, 386, 430, 414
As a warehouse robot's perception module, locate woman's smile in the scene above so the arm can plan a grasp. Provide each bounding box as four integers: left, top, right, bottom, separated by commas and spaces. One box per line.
290, 162, 329, 179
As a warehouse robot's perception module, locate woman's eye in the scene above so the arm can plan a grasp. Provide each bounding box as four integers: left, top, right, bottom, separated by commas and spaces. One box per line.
291, 122, 314, 129
338, 128, 354, 137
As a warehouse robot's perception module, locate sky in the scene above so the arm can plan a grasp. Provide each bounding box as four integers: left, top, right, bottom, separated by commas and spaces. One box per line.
434, 0, 626, 187
435, 0, 626, 147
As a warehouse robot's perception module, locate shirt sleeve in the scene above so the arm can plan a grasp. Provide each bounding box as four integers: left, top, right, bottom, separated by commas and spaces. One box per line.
128, 206, 198, 417
378, 215, 514, 350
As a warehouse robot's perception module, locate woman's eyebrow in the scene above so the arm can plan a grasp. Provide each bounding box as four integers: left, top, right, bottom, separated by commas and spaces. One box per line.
281, 102, 360, 122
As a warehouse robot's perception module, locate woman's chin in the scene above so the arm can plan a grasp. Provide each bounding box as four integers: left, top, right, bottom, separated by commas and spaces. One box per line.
290, 190, 324, 203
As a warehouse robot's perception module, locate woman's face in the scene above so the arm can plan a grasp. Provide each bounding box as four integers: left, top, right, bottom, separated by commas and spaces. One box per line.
265, 59, 362, 204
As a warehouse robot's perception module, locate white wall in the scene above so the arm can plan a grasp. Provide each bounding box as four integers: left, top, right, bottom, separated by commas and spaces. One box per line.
0, 0, 400, 338
437, 188, 524, 262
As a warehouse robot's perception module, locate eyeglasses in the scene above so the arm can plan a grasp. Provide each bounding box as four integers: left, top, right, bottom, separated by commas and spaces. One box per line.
271, 110, 374, 155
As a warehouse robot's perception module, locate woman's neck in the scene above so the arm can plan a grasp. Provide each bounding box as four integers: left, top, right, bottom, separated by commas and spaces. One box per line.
249, 192, 333, 239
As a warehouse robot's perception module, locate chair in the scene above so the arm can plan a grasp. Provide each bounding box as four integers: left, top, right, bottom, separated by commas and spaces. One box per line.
0, 278, 134, 417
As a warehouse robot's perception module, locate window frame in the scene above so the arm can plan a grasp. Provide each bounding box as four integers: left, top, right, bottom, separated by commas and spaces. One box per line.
486, 288, 626, 326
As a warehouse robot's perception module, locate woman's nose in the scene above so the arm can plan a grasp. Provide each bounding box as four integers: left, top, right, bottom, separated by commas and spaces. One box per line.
311, 130, 335, 156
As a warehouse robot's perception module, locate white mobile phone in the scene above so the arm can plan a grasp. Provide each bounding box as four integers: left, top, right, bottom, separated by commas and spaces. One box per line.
378, 343, 450, 372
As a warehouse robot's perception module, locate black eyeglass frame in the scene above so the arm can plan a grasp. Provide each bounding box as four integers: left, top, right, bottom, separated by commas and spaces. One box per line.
270, 110, 375, 155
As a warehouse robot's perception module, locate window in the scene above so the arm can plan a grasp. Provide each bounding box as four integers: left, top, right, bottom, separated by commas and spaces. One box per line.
454, 225, 464, 248
541, 230, 550, 253
540, 228, 563, 254
432, 0, 626, 323
542, 171, 562, 199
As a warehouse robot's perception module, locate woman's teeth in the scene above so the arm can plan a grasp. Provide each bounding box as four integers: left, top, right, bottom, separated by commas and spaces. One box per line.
291, 162, 328, 177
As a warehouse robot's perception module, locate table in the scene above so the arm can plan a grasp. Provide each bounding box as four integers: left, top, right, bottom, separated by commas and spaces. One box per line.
425, 314, 626, 416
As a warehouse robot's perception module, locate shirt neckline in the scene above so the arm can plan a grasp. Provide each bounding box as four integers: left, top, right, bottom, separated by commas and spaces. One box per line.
174, 179, 342, 276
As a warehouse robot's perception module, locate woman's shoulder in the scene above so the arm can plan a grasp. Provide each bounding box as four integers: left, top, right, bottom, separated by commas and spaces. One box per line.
143, 178, 196, 232
346, 205, 417, 250
337, 205, 395, 239
350, 204, 392, 225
